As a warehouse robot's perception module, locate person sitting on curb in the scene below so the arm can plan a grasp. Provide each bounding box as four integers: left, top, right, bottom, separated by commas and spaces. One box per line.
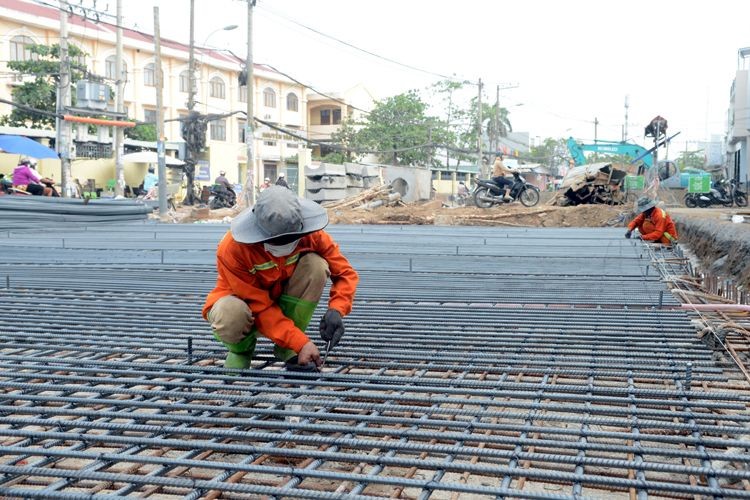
202, 186, 359, 371
625, 196, 678, 245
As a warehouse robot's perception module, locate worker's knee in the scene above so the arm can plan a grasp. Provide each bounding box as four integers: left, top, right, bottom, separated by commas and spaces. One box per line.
208, 295, 253, 345
285, 253, 330, 302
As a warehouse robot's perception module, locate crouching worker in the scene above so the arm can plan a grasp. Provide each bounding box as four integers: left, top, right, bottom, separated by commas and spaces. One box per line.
202, 186, 358, 370
625, 196, 678, 245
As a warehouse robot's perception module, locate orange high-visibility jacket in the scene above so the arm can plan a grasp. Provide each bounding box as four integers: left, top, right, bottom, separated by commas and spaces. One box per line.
628, 208, 678, 245
202, 230, 359, 352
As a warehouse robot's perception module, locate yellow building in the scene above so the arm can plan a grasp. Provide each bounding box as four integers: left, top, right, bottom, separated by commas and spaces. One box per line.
0, 0, 308, 194
307, 84, 376, 163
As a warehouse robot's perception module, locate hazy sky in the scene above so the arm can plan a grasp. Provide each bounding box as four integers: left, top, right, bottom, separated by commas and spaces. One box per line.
122, 0, 749, 148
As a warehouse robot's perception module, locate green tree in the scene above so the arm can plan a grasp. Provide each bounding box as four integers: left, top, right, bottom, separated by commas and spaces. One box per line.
429, 80, 467, 168
529, 137, 568, 176
675, 150, 706, 169
1, 43, 87, 129
455, 97, 513, 161
329, 116, 363, 163
124, 124, 157, 142
354, 90, 452, 167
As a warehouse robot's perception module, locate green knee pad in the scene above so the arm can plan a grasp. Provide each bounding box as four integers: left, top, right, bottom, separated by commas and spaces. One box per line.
213, 295, 318, 366
275, 294, 318, 362
214, 329, 257, 370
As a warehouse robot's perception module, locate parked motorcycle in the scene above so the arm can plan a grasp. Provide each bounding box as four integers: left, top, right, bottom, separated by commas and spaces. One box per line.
728, 178, 748, 207
684, 178, 748, 208
208, 184, 236, 209
473, 172, 541, 208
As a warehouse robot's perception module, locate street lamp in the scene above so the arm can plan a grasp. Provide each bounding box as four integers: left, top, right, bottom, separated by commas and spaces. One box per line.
202, 24, 238, 47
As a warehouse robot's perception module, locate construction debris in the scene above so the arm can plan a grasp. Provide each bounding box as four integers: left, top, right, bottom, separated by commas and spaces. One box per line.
552, 162, 635, 206
322, 183, 402, 211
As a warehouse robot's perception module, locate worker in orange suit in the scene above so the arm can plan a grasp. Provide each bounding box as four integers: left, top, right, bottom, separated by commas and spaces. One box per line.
202, 185, 359, 371
625, 196, 678, 245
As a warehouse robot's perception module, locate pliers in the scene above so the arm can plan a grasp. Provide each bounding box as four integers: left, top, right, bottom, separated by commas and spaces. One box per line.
321, 340, 332, 367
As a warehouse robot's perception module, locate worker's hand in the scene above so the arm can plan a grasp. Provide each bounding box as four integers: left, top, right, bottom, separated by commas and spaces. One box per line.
320, 309, 345, 349
297, 341, 322, 367
625, 230, 632, 239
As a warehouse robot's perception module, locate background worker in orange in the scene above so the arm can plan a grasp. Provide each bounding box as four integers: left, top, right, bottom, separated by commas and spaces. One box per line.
625, 196, 678, 245
203, 186, 359, 370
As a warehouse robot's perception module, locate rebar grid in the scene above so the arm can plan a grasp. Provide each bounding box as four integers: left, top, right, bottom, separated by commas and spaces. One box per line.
0, 223, 749, 498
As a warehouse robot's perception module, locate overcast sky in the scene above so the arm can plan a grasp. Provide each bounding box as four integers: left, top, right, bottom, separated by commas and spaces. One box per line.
122, 0, 749, 150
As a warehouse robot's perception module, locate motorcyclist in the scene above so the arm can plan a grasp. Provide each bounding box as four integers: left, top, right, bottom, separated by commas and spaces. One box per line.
276, 172, 289, 188
491, 156, 513, 201
12, 157, 53, 196
215, 170, 233, 191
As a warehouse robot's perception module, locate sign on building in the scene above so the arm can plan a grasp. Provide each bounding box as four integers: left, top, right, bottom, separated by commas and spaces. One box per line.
195, 160, 211, 181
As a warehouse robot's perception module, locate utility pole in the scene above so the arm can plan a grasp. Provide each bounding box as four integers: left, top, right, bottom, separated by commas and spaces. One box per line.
57, 0, 72, 197
187, 0, 196, 112
623, 95, 629, 141
154, 6, 167, 216
493, 84, 500, 155
113, 0, 124, 197
243, 0, 257, 207
477, 78, 484, 177
594, 117, 599, 143
447, 89, 454, 196
181, 0, 197, 206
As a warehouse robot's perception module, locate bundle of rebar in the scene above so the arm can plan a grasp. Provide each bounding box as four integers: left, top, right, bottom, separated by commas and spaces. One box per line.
0, 196, 152, 228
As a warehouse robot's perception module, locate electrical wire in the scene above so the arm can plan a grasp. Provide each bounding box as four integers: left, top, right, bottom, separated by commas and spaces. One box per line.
255, 3, 461, 83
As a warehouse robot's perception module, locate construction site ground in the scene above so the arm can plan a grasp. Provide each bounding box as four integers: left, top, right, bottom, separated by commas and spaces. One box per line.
1, 202, 750, 498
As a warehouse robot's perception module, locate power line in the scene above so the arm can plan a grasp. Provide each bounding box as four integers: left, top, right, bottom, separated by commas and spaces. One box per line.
256, 3, 461, 83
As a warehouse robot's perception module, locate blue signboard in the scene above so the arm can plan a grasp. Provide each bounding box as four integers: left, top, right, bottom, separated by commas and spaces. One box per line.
195, 160, 210, 181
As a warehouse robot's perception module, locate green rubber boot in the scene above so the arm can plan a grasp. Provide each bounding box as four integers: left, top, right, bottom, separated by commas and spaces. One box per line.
274, 294, 319, 362
213, 329, 257, 370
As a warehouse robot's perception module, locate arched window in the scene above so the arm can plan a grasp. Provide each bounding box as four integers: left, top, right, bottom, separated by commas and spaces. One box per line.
263, 87, 276, 108
144, 63, 155, 86
286, 92, 298, 112
105, 55, 128, 82
179, 70, 190, 93
9, 35, 37, 62
210, 77, 225, 99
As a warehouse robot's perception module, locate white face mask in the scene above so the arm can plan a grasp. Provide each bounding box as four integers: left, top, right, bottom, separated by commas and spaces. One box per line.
263, 239, 300, 257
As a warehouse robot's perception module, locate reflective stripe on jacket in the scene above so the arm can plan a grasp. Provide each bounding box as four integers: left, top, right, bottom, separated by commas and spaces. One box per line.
202, 230, 358, 352
628, 208, 678, 244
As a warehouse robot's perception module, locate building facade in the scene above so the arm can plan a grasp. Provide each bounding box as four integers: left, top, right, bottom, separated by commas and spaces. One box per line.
726, 47, 750, 184
306, 83, 377, 163
0, 0, 308, 193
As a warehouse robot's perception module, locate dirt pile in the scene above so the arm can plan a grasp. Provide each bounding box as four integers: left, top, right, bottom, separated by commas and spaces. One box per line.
328, 202, 629, 228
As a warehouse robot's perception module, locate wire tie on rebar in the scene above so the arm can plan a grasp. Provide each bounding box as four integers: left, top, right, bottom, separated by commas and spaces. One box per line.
684, 362, 692, 392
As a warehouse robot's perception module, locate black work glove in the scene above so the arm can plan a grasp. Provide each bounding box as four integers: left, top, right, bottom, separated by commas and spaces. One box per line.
625, 230, 632, 239
319, 309, 345, 349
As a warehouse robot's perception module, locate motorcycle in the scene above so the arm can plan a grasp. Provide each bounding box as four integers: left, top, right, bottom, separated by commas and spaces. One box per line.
684, 178, 747, 208
728, 178, 748, 207
208, 183, 236, 209
472, 171, 541, 208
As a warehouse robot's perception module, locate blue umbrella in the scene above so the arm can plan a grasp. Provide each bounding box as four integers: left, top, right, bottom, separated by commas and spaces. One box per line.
0, 134, 58, 159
